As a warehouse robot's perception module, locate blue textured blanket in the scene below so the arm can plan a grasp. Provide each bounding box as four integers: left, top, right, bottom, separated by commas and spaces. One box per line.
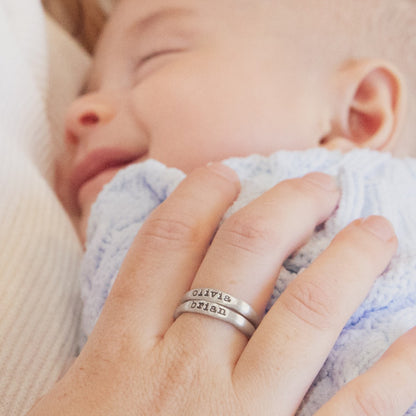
80, 148, 416, 415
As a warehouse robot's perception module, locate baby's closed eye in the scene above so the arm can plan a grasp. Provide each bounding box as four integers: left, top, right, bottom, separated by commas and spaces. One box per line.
133, 46, 187, 83
135, 45, 185, 78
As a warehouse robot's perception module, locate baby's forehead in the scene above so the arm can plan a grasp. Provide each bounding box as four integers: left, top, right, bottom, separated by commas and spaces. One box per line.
91, 0, 349, 86
104, 0, 328, 40
107, 0, 343, 39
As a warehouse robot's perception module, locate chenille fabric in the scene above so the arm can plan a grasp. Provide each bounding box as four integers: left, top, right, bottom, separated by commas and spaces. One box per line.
80, 148, 416, 415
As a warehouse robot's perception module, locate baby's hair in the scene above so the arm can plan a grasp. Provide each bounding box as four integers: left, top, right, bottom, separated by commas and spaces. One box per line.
42, 0, 107, 53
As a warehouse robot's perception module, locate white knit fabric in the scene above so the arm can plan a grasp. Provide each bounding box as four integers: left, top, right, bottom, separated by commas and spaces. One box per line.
0, 2, 88, 414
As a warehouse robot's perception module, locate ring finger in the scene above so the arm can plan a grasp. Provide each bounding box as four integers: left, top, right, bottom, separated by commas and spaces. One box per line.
171, 172, 340, 360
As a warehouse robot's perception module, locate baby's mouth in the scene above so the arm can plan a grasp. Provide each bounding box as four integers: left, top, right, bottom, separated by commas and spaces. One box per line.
70, 147, 144, 210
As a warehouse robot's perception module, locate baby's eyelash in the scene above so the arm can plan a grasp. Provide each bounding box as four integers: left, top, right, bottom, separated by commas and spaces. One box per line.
139, 48, 184, 65
133, 48, 185, 83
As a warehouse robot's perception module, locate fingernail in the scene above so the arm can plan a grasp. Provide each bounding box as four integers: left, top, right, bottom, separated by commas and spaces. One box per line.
361, 216, 395, 242
303, 172, 339, 191
206, 162, 240, 186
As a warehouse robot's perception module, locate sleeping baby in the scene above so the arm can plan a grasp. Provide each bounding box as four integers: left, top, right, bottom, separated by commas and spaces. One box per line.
55, 0, 416, 414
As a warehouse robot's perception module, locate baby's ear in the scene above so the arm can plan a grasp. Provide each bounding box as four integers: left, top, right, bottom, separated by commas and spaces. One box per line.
321, 60, 406, 152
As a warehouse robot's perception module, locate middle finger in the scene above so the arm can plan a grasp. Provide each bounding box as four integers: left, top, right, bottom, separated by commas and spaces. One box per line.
172, 172, 340, 361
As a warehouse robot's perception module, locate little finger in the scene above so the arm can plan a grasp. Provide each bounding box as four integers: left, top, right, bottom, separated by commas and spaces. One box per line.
235, 216, 398, 414
316, 326, 416, 416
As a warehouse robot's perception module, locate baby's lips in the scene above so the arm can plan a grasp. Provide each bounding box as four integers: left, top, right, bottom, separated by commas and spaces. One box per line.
69, 147, 144, 202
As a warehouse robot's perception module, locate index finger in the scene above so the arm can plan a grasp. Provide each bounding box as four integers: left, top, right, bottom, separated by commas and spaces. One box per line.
92, 163, 240, 353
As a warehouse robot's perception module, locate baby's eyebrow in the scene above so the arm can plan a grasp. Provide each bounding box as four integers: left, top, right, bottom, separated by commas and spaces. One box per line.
126, 7, 195, 37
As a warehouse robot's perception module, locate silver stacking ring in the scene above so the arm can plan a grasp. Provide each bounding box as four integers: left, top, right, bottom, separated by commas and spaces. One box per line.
181, 288, 261, 327
174, 300, 256, 338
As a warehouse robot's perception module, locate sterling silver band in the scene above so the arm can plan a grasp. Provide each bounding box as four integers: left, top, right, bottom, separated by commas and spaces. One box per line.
174, 300, 256, 338
181, 288, 261, 327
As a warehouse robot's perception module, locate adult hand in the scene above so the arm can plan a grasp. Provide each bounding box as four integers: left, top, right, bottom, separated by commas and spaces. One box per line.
29, 164, 416, 415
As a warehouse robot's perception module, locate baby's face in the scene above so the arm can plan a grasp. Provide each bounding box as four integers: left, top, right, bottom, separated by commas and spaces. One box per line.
56, 0, 334, 239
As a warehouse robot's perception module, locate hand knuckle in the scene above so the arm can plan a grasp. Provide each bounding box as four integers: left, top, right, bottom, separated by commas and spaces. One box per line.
162, 342, 202, 389
220, 212, 277, 254
389, 330, 416, 379
332, 228, 388, 273
275, 178, 327, 218
148, 334, 207, 412
281, 277, 336, 330
353, 388, 395, 416
141, 361, 197, 413
282, 176, 322, 198
141, 213, 201, 249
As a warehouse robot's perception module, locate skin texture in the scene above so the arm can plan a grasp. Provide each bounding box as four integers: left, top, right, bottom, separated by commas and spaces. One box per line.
31, 166, 416, 415
40, 1, 415, 414
55, 0, 405, 242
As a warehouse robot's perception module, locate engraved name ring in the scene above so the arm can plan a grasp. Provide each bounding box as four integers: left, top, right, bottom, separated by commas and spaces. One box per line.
180, 288, 261, 327
174, 300, 256, 338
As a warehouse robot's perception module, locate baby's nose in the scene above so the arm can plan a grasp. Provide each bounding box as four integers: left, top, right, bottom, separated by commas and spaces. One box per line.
65, 93, 116, 145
